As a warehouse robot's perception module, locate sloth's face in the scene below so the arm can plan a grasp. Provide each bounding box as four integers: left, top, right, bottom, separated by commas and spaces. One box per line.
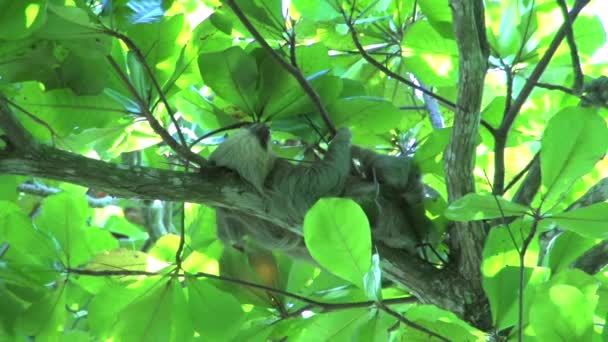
209, 124, 276, 192
248, 123, 271, 151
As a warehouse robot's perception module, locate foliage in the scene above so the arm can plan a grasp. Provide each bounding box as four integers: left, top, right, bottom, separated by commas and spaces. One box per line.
0, 0, 607, 341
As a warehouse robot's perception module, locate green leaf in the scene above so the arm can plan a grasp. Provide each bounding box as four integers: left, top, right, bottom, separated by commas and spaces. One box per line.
261, 72, 342, 119
482, 266, 549, 330
187, 277, 244, 341
35, 193, 115, 266
303, 198, 372, 288
199, 46, 259, 115
328, 97, 402, 132
110, 280, 194, 341
445, 193, 529, 221
126, 14, 184, 70
15, 287, 66, 337
35, 193, 87, 256
295, 43, 331, 76
0, 202, 58, 286
481, 219, 539, 277
352, 311, 393, 342
529, 285, 596, 341
13, 82, 126, 140
401, 20, 458, 85
292, 0, 340, 21
400, 305, 482, 341
0, 0, 47, 40
546, 202, 608, 239
418, 0, 453, 38
541, 107, 608, 201
544, 230, 598, 272
295, 309, 368, 340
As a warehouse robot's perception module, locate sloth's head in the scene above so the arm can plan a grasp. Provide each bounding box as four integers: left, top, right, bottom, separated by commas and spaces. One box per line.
210, 124, 276, 192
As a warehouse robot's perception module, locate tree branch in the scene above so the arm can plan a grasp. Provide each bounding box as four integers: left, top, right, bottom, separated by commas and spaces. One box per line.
556, 0, 584, 93
102, 29, 188, 147
445, 0, 490, 329
104, 57, 208, 167
339, 6, 458, 112
0, 100, 471, 316
493, 0, 590, 194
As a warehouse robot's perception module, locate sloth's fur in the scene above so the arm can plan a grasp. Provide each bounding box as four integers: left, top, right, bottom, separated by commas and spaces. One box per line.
210, 124, 430, 257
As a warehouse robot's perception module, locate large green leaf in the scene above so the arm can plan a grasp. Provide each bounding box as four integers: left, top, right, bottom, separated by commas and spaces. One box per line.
418, 0, 453, 38
0, 0, 47, 40
198, 46, 259, 115
15, 287, 66, 337
547, 202, 608, 239
541, 107, 608, 201
187, 277, 244, 341
482, 266, 549, 330
109, 280, 194, 341
328, 97, 402, 132
292, 0, 340, 21
303, 198, 371, 288
445, 193, 529, 221
0, 202, 58, 286
401, 20, 458, 85
529, 284, 596, 341
544, 230, 598, 272
12, 82, 126, 140
481, 219, 539, 277
400, 305, 482, 341
35, 193, 117, 266
262, 72, 343, 119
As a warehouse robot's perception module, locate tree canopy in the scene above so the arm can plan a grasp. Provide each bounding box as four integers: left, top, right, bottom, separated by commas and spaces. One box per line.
0, 0, 607, 341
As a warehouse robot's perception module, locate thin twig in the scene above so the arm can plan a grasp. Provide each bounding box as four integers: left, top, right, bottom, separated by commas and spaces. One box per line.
102, 29, 188, 147
498, 0, 589, 133
556, 0, 584, 93
106, 56, 208, 167
339, 6, 458, 112
67, 267, 421, 321
494, 0, 590, 195
4, 98, 57, 145
503, 155, 536, 193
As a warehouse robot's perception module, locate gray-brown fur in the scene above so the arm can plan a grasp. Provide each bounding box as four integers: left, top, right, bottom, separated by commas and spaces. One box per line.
209, 124, 430, 257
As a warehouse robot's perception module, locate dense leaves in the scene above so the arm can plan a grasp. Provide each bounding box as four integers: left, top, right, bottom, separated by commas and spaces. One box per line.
0, 0, 607, 341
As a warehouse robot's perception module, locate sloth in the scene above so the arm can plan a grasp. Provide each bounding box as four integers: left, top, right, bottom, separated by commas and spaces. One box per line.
209, 123, 431, 258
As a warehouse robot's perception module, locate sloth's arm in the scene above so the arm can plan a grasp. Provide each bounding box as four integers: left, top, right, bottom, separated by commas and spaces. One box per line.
269, 128, 352, 206
350, 145, 416, 190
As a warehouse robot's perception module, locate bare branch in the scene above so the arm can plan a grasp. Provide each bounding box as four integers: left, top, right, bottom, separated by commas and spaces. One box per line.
493, 0, 590, 194
446, 0, 489, 291
17, 181, 117, 207
556, 0, 584, 93
339, 6, 458, 112
571, 240, 608, 274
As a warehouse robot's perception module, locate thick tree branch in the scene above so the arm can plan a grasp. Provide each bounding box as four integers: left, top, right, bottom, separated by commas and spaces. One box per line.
446, 0, 490, 329
571, 240, 608, 274
0, 97, 36, 151
0, 100, 469, 316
